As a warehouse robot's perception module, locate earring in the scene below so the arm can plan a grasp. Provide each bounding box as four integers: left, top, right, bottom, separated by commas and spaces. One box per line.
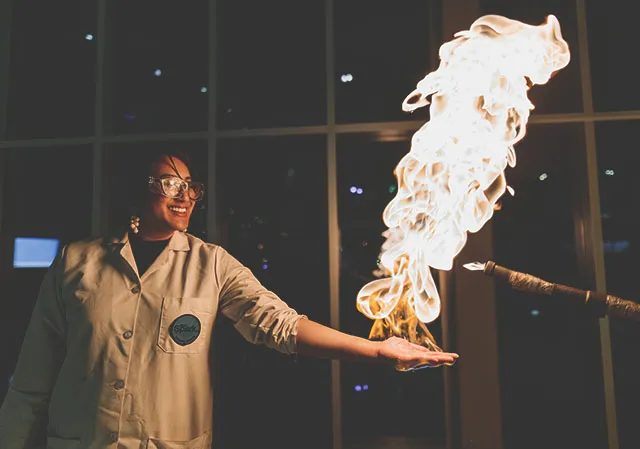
130, 216, 141, 234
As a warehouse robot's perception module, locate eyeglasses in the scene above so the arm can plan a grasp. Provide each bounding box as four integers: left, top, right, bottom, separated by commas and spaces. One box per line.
148, 176, 205, 201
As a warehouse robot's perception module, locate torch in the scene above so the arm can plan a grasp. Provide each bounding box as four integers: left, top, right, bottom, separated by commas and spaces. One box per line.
464, 261, 640, 322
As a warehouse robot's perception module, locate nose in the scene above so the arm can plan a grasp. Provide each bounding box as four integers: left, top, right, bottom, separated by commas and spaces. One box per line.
176, 183, 191, 202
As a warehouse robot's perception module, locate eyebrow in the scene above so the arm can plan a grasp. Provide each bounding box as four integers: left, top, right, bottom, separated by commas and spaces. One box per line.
159, 173, 192, 181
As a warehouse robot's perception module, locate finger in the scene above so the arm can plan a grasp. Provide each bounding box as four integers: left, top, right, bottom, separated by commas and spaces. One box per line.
400, 353, 454, 364
424, 354, 457, 363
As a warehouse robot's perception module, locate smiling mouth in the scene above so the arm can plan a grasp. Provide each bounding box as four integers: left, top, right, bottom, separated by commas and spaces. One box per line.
168, 205, 188, 215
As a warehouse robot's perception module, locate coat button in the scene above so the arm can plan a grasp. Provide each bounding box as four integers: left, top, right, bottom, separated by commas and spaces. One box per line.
109, 432, 119, 442
123, 330, 133, 339
131, 285, 141, 294
114, 380, 125, 390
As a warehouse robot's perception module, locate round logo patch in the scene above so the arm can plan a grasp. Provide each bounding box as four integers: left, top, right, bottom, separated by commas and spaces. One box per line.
169, 314, 201, 346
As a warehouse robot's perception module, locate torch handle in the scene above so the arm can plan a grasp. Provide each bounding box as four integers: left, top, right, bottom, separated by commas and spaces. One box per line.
484, 261, 554, 296
484, 261, 640, 322
606, 295, 640, 323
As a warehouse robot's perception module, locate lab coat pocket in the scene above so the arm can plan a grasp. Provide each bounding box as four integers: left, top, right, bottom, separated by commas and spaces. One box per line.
47, 436, 81, 449
158, 297, 213, 354
147, 430, 211, 448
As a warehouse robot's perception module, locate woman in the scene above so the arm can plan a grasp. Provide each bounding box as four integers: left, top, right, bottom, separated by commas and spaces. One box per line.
0, 150, 457, 449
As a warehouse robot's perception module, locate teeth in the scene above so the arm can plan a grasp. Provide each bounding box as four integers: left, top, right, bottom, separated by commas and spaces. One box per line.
169, 207, 187, 213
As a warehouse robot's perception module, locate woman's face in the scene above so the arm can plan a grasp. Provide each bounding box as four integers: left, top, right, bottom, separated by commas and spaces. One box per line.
141, 155, 197, 240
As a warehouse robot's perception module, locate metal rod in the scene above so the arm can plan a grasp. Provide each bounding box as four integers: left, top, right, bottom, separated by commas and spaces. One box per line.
206, 0, 219, 245
325, 0, 342, 448
470, 261, 640, 322
92, 0, 107, 236
575, 0, 619, 445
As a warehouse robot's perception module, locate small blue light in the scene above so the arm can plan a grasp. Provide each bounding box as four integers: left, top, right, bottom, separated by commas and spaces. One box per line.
350, 186, 357, 194
262, 264, 268, 270
200, 86, 208, 93
154, 69, 162, 77
363, 385, 368, 391
354, 385, 362, 392
85, 33, 94, 41
531, 309, 540, 317
603, 240, 630, 253
356, 188, 363, 195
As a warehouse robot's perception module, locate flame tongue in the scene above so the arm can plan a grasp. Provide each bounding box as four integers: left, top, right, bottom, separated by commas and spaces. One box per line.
356, 15, 570, 350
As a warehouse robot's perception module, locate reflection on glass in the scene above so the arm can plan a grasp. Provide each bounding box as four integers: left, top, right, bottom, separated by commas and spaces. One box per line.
338, 133, 446, 448
335, 0, 433, 124
102, 141, 208, 240
0, 147, 93, 443
217, 0, 325, 129
493, 123, 607, 449
479, 0, 583, 114
586, 1, 640, 111
108, 2, 208, 134
7, 1, 97, 138
595, 120, 640, 449
13, 237, 60, 268
214, 136, 331, 449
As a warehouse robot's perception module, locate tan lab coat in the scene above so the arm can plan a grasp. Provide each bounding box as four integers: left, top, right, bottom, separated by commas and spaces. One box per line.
0, 231, 304, 449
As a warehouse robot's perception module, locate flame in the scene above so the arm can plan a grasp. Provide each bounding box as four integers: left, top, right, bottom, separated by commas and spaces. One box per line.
356, 15, 570, 353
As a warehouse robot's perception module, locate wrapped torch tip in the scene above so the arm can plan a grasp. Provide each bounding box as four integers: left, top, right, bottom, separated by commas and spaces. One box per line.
463, 261, 486, 271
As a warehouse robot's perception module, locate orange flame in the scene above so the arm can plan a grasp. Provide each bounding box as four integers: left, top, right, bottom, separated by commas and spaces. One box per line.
357, 15, 570, 355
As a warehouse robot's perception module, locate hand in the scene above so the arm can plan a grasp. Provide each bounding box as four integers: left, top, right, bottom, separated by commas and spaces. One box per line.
376, 337, 459, 371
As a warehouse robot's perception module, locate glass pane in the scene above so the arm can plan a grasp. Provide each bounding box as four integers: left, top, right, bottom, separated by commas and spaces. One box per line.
586, 2, 640, 112
337, 132, 446, 448
213, 136, 331, 449
0, 146, 93, 446
107, 2, 208, 134
493, 123, 607, 449
335, 0, 433, 124
7, 1, 97, 139
479, 0, 583, 114
217, 0, 325, 129
102, 141, 208, 240
595, 120, 640, 449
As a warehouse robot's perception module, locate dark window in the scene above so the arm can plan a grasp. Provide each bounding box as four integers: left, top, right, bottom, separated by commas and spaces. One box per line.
7, 0, 97, 139
214, 135, 331, 449
107, 1, 209, 134
493, 123, 607, 449
0, 146, 93, 418
586, 1, 640, 112
217, 0, 326, 129
595, 120, 640, 449
335, 0, 435, 124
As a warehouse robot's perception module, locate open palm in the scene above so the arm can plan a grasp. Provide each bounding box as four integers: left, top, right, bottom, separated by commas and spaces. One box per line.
377, 337, 458, 371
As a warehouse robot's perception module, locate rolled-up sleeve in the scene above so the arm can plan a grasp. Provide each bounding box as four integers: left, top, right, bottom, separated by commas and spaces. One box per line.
215, 248, 305, 354
0, 247, 67, 449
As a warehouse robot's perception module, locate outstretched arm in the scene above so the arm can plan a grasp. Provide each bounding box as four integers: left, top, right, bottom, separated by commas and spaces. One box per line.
296, 319, 458, 369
